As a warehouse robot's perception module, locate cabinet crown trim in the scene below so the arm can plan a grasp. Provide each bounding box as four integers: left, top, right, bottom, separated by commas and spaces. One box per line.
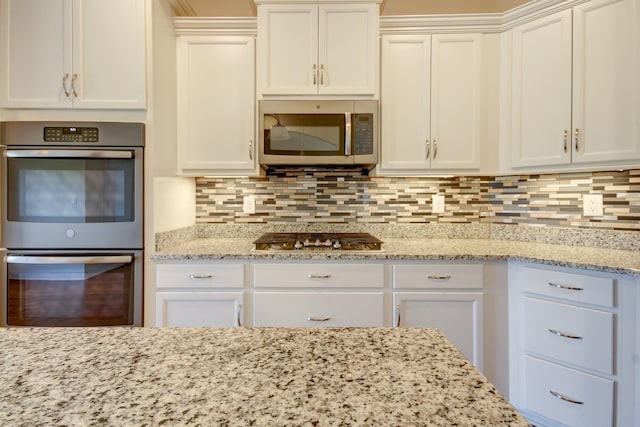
174, 17, 257, 35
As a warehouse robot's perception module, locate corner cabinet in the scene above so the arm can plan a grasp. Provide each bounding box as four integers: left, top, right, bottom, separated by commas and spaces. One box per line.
155, 262, 246, 327
508, 262, 639, 427
256, 1, 379, 96
379, 34, 483, 174
510, 0, 640, 170
176, 35, 257, 176
0, 0, 146, 109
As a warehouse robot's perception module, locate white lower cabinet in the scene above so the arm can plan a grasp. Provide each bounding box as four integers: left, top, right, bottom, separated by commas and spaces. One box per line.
508, 262, 638, 427
253, 262, 385, 327
392, 263, 484, 369
155, 262, 245, 327
254, 292, 384, 327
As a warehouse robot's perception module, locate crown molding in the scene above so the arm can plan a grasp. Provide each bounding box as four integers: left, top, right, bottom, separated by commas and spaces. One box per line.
174, 17, 257, 36
380, 13, 503, 34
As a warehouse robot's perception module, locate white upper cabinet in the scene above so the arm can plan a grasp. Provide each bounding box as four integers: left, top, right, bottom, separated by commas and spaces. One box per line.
510, 0, 639, 170
177, 35, 257, 176
379, 34, 482, 174
257, 1, 379, 96
0, 0, 146, 109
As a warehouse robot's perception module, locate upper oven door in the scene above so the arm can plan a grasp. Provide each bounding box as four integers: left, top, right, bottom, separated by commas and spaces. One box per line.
1, 147, 143, 249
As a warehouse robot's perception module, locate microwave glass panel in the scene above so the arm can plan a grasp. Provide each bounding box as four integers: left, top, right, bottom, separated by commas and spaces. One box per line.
7, 157, 135, 223
264, 114, 345, 156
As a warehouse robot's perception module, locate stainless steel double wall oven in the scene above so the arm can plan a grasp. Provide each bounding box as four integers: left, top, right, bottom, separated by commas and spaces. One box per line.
1, 122, 144, 327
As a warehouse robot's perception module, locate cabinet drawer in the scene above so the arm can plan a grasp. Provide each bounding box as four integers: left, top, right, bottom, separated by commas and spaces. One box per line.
156, 292, 244, 327
524, 297, 613, 374
156, 263, 244, 289
521, 266, 614, 307
524, 355, 613, 427
253, 264, 384, 288
393, 264, 483, 289
253, 292, 384, 327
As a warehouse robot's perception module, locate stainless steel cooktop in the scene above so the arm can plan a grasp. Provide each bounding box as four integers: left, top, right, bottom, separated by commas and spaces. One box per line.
253, 232, 384, 252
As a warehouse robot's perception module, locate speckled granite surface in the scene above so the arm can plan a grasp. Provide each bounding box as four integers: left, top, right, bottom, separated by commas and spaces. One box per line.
152, 235, 640, 277
0, 327, 529, 426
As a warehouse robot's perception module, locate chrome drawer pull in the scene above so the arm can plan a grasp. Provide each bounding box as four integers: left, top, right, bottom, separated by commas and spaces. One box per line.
550, 390, 584, 405
548, 282, 583, 291
308, 274, 331, 279
189, 274, 213, 279
307, 316, 331, 322
427, 275, 451, 280
548, 328, 583, 340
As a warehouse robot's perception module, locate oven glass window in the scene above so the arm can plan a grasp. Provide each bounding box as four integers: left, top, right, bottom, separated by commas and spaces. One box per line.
7, 157, 135, 223
6, 255, 134, 326
264, 114, 345, 156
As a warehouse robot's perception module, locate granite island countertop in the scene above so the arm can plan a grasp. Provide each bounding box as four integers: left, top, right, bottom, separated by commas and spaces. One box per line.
0, 327, 529, 426
152, 236, 640, 277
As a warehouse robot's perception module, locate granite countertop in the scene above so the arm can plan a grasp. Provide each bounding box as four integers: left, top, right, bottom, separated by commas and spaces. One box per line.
0, 327, 529, 426
152, 236, 640, 277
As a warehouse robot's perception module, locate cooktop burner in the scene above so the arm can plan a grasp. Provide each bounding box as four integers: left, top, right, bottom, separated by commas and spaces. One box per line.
253, 232, 384, 251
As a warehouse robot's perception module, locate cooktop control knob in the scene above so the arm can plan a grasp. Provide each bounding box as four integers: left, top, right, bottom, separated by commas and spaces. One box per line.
324, 239, 332, 247
314, 239, 321, 247
303, 239, 310, 247
332, 240, 341, 250
294, 241, 303, 250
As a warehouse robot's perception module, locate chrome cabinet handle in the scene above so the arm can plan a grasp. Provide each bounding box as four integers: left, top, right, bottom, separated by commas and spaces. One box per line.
313, 64, 317, 85
395, 304, 401, 327
433, 139, 438, 159
320, 64, 325, 85
307, 316, 330, 322
550, 390, 584, 405
189, 274, 213, 279
344, 113, 352, 156
308, 274, 331, 279
249, 140, 253, 160
548, 282, 583, 291
563, 130, 568, 152
62, 73, 70, 97
574, 128, 580, 151
426, 139, 430, 159
548, 328, 583, 340
71, 73, 78, 98
236, 303, 243, 327
427, 275, 451, 280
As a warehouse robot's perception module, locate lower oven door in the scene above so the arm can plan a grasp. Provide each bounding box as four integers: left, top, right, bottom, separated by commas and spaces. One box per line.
2, 250, 142, 327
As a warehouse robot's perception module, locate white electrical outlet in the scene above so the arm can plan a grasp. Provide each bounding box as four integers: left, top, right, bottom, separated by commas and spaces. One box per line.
583, 194, 603, 217
243, 195, 256, 214
432, 194, 445, 214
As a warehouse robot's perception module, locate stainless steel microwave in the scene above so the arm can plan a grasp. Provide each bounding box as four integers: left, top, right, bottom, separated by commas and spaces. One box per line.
259, 100, 378, 166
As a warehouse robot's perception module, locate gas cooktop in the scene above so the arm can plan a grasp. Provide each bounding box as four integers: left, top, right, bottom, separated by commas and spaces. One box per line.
252, 232, 384, 252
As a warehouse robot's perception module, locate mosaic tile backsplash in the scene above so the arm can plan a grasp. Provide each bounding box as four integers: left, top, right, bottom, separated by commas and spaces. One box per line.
195, 168, 640, 232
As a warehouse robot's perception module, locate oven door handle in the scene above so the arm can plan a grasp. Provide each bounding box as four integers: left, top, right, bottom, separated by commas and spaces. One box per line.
4, 150, 134, 159
5, 255, 133, 265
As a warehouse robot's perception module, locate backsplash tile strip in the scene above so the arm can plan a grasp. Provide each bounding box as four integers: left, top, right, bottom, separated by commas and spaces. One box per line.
194, 169, 640, 232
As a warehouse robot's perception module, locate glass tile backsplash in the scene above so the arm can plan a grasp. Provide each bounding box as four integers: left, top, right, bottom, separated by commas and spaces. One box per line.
195, 168, 639, 232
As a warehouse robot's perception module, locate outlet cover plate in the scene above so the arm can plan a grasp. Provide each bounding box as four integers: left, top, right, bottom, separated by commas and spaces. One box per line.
432, 194, 445, 214
583, 194, 603, 217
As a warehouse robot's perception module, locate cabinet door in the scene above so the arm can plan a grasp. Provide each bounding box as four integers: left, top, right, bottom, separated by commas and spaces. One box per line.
177, 36, 256, 175
1, 0, 72, 108
254, 292, 384, 327
572, 0, 640, 164
394, 292, 483, 368
430, 34, 482, 169
156, 292, 244, 327
380, 35, 431, 172
511, 10, 572, 168
318, 3, 377, 95
72, 0, 146, 109
257, 3, 317, 95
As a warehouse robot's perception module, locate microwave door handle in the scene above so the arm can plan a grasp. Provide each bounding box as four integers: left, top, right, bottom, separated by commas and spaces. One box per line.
5, 255, 133, 265
344, 112, 352, 156
4, 150, 134, 159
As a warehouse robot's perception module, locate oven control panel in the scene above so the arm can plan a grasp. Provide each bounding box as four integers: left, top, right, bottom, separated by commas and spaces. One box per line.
44, 126, 99, 143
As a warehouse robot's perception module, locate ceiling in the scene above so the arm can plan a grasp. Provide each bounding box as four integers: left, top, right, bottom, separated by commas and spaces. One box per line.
172, 0, 532, 17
